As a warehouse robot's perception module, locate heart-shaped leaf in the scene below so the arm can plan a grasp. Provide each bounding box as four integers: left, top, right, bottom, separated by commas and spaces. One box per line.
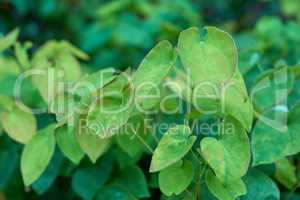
178, 26, 237, 86
178, 27, 252, 130
205, 170, 247, 200
159, 160, 194, 196
200, 117, 250, 183
150, 125, 196, 172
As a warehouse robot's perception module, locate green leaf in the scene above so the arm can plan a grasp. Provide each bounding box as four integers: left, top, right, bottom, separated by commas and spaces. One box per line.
133, 40, 176, 101
72, 153, 114, 200
274, 158, 297, 189
76, 125, 112, 163
60, 41, 89, 60
150, 125, 196, 172
0, 106, 37, 144
14, 41, 32, 70
55, 126, 84, 164
31, 40, 82, 102
74, 68, 116, 97
21, 125, 56, 186
49, 92, 77, 123
224, 71, 253, 130
32, 149, 63, 194
205, 170, 247, 200
0, 95, 14, 112
0, 136, 18, 189
200, 117, 250, 183
178, 27, 252, 130
252, 67, 294, 112
116, 113, 147, 157
114, 165, 150, 198
55, 51, 81, 81
252, 102, 300, 165
178, 26, 237, 86
241, 169, 279, 200
0, 28, 19, 52
114, 147, 142, 169
96, 184, 135, 200
95, 0, 131, 19
159, 160, 194, 196
86, 91, 134, 138
281, 0, 300, 16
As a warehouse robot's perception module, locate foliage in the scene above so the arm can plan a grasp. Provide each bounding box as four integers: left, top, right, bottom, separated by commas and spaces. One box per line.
1, 0, 300, 200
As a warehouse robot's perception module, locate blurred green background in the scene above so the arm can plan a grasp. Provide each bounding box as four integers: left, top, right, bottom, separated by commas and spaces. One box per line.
1, 0, 298, 71
1, 0, 300, 199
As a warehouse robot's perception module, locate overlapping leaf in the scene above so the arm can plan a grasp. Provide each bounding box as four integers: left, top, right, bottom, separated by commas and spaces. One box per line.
150, 125, 196, 172
200, 117, 250, 183
21, 125, 56, 186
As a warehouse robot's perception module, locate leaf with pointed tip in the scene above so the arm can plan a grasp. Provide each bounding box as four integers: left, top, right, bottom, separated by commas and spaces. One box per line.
200, 117, 250, 183
205, 170, 247, 200
14, 41, 32, 70
21, 125, 56, 186
60, 41, 89, 60
56, 126, 84, 164
133, 40, 176, 101
159, 160, 194, 196
76, 126, 112, 163
224, 71, 253, 130
0, 28, 19, 52
114, 165, 150, 198
150, 125, 196, 172
0, 106, 36, 144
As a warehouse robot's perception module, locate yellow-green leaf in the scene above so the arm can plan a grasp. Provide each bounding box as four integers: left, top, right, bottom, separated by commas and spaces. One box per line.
21, 125, 56, 186
0, 106, 36, 144
150, 125, 196, 172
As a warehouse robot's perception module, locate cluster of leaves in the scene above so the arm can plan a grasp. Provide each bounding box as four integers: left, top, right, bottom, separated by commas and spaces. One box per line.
0, 1, 300, 200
